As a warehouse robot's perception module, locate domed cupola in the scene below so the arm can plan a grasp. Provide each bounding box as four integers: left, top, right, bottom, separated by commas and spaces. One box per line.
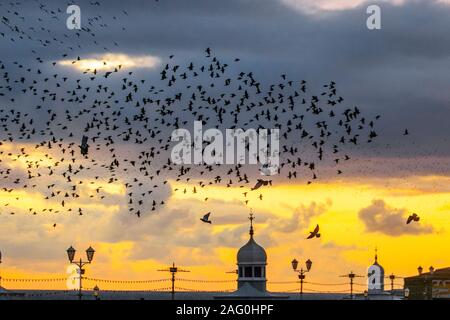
236, 212, 267, 292
237, 237, 267, 264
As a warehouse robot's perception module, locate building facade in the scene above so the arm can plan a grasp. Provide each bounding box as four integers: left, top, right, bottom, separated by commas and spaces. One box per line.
404, 267, 450, 300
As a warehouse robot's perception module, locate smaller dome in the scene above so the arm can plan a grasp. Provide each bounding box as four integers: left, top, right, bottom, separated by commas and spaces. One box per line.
372, 260, 385, 272
372, 253, 385, 272
237, 237, 267, 264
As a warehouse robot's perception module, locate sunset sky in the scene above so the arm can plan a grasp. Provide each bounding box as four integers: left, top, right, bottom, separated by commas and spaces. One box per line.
1, 0, 450, 294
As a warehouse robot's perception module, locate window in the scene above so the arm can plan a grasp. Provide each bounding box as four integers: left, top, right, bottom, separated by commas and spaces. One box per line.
238, 267, 243, 277
254, 266, 262, 277
244, 267, 252, 277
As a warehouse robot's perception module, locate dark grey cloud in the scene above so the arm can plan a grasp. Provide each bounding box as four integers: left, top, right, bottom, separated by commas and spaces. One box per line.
2, 0, 450, 163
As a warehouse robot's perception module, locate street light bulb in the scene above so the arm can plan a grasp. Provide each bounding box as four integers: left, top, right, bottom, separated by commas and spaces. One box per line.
306, 259, 312, 271
291, 258, 298, 271
86, 246, 95, 263
67, 246, 76, 263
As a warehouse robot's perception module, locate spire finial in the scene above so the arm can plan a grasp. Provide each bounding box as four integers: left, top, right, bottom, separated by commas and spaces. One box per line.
375, 246, 378, 263
249, 209, 254, 237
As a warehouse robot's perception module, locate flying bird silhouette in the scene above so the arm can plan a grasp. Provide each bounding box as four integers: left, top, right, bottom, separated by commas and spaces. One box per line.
200, 212, 212, 224
0, 0, 394, 222
251, 179, 272, 191
406, 213, 420, 224
306, 224, 320, 239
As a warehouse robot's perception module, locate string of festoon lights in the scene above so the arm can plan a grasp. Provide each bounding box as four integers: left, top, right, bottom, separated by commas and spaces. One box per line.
83, 277, 170, 284
0, 276, 404, 293
176, 278, 236, 283
175, 287, 235, 293
2, 278, 67, 282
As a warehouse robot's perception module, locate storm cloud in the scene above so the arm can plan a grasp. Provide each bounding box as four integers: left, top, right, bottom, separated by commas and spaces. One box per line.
2, 0, 450, 166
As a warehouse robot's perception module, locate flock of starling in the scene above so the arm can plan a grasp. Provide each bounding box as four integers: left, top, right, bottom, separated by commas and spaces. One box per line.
0, 1, 419, 236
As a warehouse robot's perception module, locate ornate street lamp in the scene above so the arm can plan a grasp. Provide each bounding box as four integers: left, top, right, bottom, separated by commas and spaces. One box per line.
67, 246, 76, 263
86, 247, 95, 263
291, 258, 312, 298
291, 259, 298, 271
306, 259, 313, 272
67, 245, 96, 300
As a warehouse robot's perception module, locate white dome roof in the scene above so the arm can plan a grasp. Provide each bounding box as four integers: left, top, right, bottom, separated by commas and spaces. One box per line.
237, 237, 267, 264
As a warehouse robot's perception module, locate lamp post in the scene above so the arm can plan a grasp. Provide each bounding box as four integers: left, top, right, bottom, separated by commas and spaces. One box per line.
389, 273, 396, 297
340, 271, 363, 299
348, 272, 356, 299
291, 258, 312, 298
158, 263, 190, 300
67, 246, 95, 300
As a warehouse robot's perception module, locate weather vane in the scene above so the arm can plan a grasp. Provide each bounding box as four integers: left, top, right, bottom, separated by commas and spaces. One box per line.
249, 209, 254, 237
